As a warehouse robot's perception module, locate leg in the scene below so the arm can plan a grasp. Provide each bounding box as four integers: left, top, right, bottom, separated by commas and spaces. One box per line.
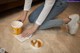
29, 0, 68, 23
39, 0, 68, 29
29, 0, 68, 29
39, 19, 64, 29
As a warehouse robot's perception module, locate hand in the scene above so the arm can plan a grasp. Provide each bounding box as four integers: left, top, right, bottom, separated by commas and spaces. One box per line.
21, 24, 39, 37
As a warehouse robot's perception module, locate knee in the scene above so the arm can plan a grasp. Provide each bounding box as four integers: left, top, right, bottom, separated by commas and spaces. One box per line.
29, 15, 35, 23
57, 0, 67, 5
60, 0, 68, 6
56, 0, 68, 8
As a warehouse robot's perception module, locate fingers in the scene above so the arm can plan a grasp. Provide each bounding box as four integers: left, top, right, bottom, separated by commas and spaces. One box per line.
21, 31, 32, 38
21, 32, 26, 37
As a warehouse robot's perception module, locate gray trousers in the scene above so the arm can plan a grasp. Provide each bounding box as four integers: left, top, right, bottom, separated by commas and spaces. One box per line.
29, 0, 68, 30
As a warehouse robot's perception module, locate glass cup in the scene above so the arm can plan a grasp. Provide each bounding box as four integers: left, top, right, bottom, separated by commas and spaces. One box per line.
11, 21, 23, 35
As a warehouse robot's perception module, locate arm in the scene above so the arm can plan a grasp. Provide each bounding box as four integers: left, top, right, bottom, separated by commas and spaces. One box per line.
18, 0, 32, 22
35, 0, 56, 26
18, 11, 28, 22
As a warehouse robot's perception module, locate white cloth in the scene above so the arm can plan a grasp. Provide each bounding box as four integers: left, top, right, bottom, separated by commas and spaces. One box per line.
24, 0, 56, 25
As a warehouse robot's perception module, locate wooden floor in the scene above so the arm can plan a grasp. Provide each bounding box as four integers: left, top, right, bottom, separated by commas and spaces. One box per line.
0, 2, 80, 53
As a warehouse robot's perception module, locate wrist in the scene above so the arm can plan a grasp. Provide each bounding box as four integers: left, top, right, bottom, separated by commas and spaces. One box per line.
33, 23, 40, 29
18, 20, 22, 22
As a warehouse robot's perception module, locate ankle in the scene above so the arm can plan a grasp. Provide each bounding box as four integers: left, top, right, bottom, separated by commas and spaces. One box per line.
63, 18, 71, 24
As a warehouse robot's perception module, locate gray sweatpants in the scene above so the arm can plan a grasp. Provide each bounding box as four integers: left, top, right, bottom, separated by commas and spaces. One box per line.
29, 0, 68, 30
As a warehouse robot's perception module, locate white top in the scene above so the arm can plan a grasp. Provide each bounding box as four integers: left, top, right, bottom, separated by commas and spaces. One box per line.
24, 0, 56, 25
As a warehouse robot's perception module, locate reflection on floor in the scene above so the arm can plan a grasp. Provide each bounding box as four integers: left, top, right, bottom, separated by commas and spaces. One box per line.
0, 2, 80, 53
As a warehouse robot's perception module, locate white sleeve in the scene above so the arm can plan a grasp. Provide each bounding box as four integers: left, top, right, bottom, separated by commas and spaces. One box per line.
35, 0, 56, 25
24, 0, 32, 11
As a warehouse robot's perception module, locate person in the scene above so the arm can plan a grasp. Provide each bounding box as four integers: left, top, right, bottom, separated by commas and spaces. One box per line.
18, 0, 79, 37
